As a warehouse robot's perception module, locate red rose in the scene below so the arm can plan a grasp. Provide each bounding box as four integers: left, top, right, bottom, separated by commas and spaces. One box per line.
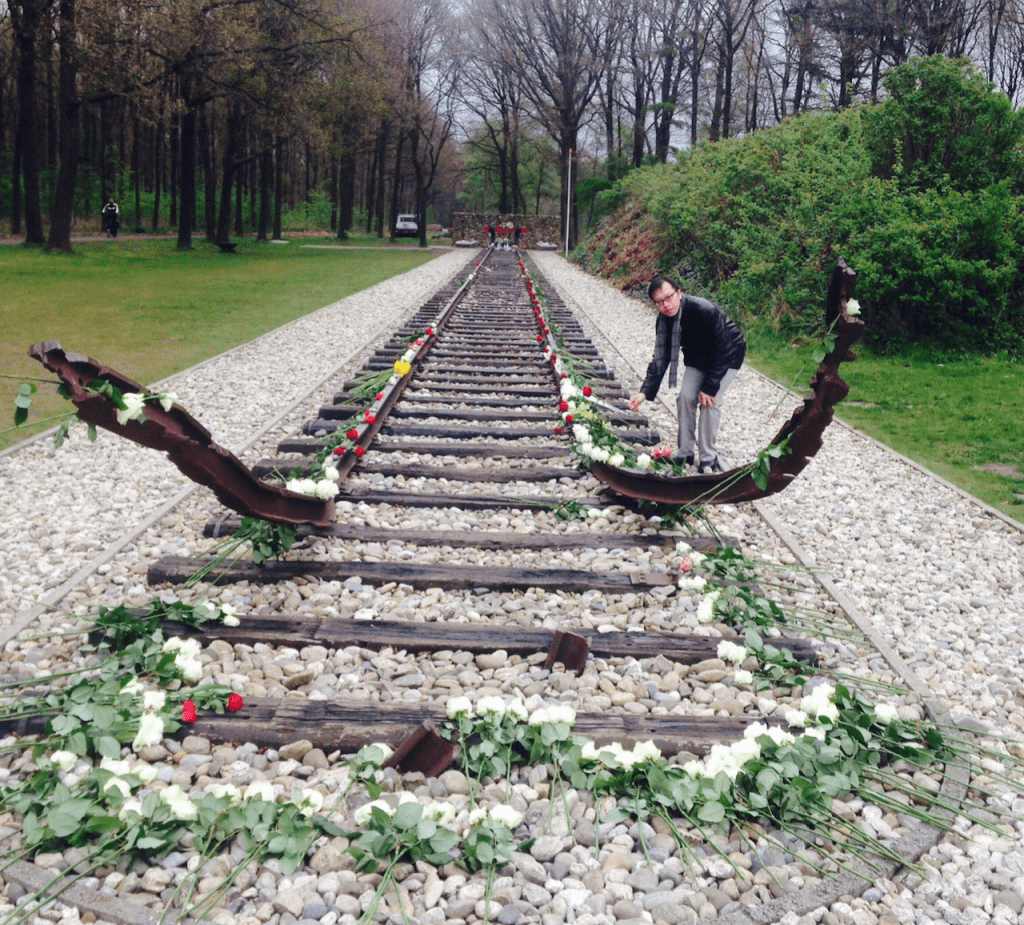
564, 414, 573, 423
559, 400, 568, 411
181, 699, 197, 723
553, 426, 563, 434
346, 428, 358, 439
226, 692, 243, 712
354, 445, 366, 457
425, 327, 433, 335
364, 412, 375, 424
332, 445, 345, 456
560, 372, 568, 378
415, 339, 423, 345
582, 386, 592, 396
375, 392, 383, 400
537, 334, 544, 342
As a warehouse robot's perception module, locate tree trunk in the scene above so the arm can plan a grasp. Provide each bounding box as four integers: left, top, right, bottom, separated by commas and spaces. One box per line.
176, 105, 197, 249
388, 132, 405, 242
47, 0, 78, 253
200, 104, 216, 240
11, 127, 23, 236
273, 136, 285, 239
151, 112, 163, 232
215, 100, 241, 243
12, 0, 46, 244
257, 141, 271, 242
374, 122, 388, 237
132, 110, 142, 231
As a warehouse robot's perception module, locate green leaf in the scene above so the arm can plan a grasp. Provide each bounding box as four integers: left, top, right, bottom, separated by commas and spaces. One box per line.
696, 801, 726, 824
393, 801, 424, 829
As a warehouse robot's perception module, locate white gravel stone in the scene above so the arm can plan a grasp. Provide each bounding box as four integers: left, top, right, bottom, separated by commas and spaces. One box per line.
1, 248, 1023, 925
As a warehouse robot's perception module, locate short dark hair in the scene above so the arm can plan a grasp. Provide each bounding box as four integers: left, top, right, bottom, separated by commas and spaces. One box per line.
648, 274, 681, 299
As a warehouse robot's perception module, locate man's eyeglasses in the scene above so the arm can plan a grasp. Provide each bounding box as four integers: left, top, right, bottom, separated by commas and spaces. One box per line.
653, 290, 677, 307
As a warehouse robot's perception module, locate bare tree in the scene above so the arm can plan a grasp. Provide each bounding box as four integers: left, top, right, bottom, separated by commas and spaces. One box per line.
488, 0, 611, 247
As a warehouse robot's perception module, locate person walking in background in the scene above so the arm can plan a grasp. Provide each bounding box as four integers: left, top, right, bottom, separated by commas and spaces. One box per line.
628, 273, 746, 474
102, 198, 119, 238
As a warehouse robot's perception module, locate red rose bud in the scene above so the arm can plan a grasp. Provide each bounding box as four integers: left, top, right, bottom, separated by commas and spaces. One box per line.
560, 372, 568, 378
415, 339, 423, 345
332, 445, 346, 456
425, 327, 433, 335
564, 414, 573, 423
537, 334, 544, 342
181, 699, 197, 723
226, 692, 243, 712
559, 400, 569, 411
553, 426, 563, 434
364, 412, 376, 423
582, 386, 592, 396
375, 392, 383, 400
354, 445, 366, 457
346, 428, 358, 439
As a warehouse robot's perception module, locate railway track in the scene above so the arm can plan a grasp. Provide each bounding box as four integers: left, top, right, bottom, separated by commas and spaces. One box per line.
0, 248, 977, 925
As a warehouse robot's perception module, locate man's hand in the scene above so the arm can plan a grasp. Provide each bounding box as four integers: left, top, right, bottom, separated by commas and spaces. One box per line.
697, 391, 716, 408
628, 393, 645, 411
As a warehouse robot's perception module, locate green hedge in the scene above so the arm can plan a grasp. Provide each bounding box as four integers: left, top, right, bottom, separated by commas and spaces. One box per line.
577, 56, 1024, 355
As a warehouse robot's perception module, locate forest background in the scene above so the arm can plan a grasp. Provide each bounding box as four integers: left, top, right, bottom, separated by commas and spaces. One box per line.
2, 0, 1023, 517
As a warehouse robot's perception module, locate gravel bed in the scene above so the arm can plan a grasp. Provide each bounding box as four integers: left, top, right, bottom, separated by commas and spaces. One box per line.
0, 249, 1022, 925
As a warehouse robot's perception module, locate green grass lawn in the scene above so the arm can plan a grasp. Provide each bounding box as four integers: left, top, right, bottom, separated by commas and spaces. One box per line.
0, 238, 440, 449
746, 333, 1024, 524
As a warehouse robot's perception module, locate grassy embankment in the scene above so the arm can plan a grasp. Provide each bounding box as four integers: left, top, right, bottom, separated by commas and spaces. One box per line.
0, 238, 440, 449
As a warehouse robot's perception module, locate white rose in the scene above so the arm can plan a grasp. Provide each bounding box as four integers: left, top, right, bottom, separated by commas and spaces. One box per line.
354, 799, 393, 825
169, 799, 197, 821
156, 390, 178, 411
786, 710, 809, 728
504, 701, 528, 723
116, 392, 147, 425
118, 799, 144, 821
101, 757, 131, 776
222, 614, 240, 627
159, 784, 190, 806
846, 298, 861, 316
873, 702, 900, 724
696, 589, 721, 623
733, 669, 754, 685
631, 740, 662, 763
476, 696, 507, 718
608, 453, 625, 467
467, 807, 488, 828
134, 763, 158, 784
243, 781, 278, 804
489, 805, 524, 829
143, 690, 166, 712
424, 801, 457, 825
210, 783, 242, 804
678, 576, 708, 591
717, 640, 747, 664
635, 454, 652, 470
132, 713, 164, 752
50, 750, 78, 772
446, 696, 473, 719
103, 777, 132, 799
176, 655, 203, 683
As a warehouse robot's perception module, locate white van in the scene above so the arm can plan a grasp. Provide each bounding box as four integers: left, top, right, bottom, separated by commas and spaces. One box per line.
395, 214, 419, 237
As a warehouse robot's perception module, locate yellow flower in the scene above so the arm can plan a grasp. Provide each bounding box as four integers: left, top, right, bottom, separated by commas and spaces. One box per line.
393, 359, 411, 376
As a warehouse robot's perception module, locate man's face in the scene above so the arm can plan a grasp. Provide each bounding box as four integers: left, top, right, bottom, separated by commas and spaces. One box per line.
651, 283, 680, 317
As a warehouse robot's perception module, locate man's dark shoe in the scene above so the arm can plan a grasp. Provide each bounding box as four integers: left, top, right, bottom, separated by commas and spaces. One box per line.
672, 452, 694, 466
698, 458, 723, 474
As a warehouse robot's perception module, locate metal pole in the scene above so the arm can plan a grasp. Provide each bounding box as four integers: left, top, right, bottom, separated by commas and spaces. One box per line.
564, 148, 572, 258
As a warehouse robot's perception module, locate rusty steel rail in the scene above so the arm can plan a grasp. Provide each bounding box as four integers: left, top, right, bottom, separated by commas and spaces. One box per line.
588, 258, 864, 504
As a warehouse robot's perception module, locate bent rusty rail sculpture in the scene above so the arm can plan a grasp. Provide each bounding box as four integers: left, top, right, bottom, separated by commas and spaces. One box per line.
28, 340, 335, 526
588, 258, 863, 505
